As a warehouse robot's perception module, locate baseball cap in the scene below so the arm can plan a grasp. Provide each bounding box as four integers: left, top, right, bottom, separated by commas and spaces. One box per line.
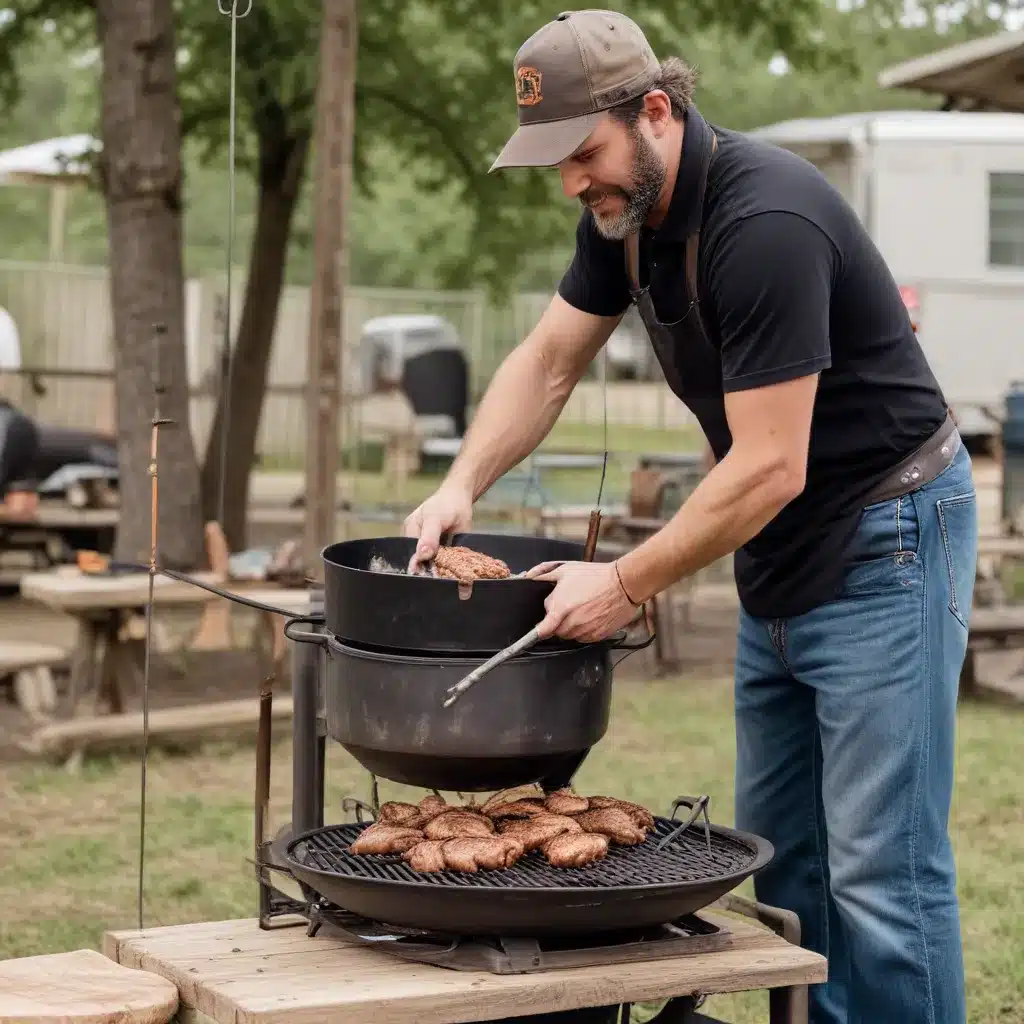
490, 10, 660, 172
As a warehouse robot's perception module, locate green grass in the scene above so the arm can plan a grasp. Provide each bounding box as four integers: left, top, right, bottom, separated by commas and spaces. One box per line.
2, 677, 1018, 1022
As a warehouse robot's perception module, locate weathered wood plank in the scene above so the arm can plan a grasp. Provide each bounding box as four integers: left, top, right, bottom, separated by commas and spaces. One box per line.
104, 914, 827, 1024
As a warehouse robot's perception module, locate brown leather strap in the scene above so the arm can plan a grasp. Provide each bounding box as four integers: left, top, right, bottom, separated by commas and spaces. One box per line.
625, 232, 641, 293
624, 134, 718, 305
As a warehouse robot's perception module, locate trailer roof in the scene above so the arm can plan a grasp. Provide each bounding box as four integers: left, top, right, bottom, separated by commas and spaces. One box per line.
751, 108, 1024, 146
877, 29, 1024, 112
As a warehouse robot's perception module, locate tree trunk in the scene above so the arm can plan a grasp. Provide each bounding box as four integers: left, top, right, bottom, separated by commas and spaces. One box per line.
200, 130, 310, 552
96, 0, 204, 570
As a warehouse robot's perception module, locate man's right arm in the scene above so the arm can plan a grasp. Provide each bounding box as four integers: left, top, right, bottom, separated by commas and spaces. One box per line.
403, 211, 631, 564
445, 294, 620, 501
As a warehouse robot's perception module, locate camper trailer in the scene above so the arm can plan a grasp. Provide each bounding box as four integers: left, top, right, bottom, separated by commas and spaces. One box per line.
752, 109, 1024, 444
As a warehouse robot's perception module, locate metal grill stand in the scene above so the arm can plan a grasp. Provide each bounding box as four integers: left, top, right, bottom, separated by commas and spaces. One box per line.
254, 612, 812, 1022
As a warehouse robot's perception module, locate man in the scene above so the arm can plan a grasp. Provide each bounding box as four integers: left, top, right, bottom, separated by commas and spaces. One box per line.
0, 398, 39, 519
404, 11, 977, 1023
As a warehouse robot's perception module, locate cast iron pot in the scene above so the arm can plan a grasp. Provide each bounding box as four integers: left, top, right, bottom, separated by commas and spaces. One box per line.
320, 532, 588, 654
284, 617, 651, 793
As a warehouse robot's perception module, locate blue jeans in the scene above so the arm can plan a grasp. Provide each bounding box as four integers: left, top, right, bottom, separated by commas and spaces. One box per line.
735, 445, 977, 1024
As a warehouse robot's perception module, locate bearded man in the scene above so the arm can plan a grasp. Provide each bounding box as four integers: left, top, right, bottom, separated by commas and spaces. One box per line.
404, 12, 977, 1023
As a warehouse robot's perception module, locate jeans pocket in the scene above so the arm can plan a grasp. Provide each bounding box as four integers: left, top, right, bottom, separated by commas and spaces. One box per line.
936, 492, 978, 629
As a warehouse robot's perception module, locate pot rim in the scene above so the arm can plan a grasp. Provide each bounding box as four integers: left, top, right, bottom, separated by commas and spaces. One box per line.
320, 532, 586, 581
325, 633, 616, 665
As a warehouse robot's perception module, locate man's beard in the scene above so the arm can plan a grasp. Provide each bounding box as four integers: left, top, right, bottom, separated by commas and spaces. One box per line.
582, 127, 665, 241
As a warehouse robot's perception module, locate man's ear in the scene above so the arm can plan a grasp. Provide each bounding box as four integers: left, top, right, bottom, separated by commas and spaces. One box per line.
642, 90, 672, 135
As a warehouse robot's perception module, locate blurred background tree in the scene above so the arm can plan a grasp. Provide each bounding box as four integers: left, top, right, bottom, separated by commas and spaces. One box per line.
0, 0, 1011, 548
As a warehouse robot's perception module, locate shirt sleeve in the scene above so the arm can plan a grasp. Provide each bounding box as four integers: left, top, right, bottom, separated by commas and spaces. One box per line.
707, 211, 836, 393
557, 211, 632, 318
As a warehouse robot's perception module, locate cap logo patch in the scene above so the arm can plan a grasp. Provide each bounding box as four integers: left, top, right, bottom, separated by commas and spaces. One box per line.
516, 66, 543, 106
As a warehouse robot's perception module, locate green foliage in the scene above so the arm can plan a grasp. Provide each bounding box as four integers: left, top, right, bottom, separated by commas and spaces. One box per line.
0, 1, 1011, 292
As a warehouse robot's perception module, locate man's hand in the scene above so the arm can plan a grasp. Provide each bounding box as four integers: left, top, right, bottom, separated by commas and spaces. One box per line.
523, 560, 638, 642
402, 481, 474, 572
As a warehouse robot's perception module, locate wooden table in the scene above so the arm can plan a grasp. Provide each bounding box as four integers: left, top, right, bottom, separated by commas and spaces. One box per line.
19, 567, 220, 718
103, 908, 826, 1024
0, 640, 64, 719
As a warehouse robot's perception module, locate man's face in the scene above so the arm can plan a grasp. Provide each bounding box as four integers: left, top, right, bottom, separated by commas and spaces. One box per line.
558, 114, 667, 240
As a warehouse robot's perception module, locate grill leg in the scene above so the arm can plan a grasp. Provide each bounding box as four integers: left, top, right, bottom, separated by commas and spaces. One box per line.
716, 895, 809, 1024
292, 619, 323, 836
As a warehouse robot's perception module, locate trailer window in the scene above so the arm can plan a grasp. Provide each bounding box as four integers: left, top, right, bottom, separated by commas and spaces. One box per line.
989, 173, 1024, 267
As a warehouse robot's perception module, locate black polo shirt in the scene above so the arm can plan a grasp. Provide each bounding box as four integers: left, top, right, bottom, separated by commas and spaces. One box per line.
558, 108, 949, 618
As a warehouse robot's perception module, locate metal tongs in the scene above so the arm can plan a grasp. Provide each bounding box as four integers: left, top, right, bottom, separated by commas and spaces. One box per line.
440, 510, 607, 710
657, 794, 712, 853
442, 624, 545, 708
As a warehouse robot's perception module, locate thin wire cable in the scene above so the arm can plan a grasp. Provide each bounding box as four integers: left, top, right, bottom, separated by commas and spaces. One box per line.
138, 323, 167, 930
215, 0, 252, 529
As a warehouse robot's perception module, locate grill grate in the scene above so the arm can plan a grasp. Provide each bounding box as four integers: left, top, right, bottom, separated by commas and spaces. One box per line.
293, 817, 756, 890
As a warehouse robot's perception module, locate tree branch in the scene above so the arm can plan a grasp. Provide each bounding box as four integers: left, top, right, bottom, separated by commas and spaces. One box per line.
357, 84, 482, 194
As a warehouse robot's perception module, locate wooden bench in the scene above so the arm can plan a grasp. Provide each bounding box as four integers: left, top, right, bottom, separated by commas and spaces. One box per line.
962, 605, 1024, 704
0, 947, 178, 1023
0, 641, 64, 721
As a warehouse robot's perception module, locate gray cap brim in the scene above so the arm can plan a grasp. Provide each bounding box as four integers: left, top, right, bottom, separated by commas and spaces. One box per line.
489, 112, 603, 172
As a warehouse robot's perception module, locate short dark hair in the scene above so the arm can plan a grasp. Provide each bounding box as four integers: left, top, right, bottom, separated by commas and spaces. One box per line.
609, 57, 697, 126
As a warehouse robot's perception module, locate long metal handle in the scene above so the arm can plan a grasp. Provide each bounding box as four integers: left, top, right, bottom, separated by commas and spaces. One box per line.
442, 626, 543, 708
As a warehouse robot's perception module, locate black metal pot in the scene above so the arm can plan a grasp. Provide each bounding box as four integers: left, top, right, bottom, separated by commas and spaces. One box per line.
284, 619, 649, 792
321, 532, 588, 653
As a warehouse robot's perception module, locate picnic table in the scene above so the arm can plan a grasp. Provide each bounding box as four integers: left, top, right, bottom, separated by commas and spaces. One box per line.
19, 567, 220, 718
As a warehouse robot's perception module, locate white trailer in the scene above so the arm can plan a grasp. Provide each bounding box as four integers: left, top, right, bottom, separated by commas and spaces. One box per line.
750, 109, 1024, 442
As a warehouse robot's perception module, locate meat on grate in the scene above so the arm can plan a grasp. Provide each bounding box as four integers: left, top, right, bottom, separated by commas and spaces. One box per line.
484, 799, 548, 821
348, 824, 425, 856
441, 836, 525, 872
573, 808, 649, 846
424, 811, 496, 841
377, 801, 426, 829
402, 840, 448, 873
498, 813, 583, 852
542, 832, 610, 868
586, 796, 656, 830
544, 789, 590, 815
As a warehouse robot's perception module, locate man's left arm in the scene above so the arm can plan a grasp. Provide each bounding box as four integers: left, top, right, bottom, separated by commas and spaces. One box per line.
615, 212, 836, 604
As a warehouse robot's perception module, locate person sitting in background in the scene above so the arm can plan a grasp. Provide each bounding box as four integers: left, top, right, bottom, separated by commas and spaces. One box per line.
0, 398, 40, 518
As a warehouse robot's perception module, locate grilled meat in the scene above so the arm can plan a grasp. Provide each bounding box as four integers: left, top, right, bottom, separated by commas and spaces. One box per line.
402, 840, 448, 873
498, 813, 582, 852
417, 794, 451, 820
542, 831, 610, 868
481, 784, 544, 812
423, 811, 495, 840
484, 799, 547, 821
544, 789, 589, 815
441, 836, 524, 872
432, 546, 512, 584
377, 801, 426, 828
348, 824, 424, 856
586, 796, 656, 830
574, 808, 648, 846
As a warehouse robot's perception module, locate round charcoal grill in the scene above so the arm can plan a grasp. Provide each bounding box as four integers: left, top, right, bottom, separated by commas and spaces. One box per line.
281, 817, 773, 937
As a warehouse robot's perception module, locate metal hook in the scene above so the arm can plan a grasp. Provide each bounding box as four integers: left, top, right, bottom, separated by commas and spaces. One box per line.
218, 0, 253, 16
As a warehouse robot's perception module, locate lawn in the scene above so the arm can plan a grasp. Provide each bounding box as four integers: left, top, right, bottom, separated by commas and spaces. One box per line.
335, 420, 701, 512
1, 675, 1020, 1023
